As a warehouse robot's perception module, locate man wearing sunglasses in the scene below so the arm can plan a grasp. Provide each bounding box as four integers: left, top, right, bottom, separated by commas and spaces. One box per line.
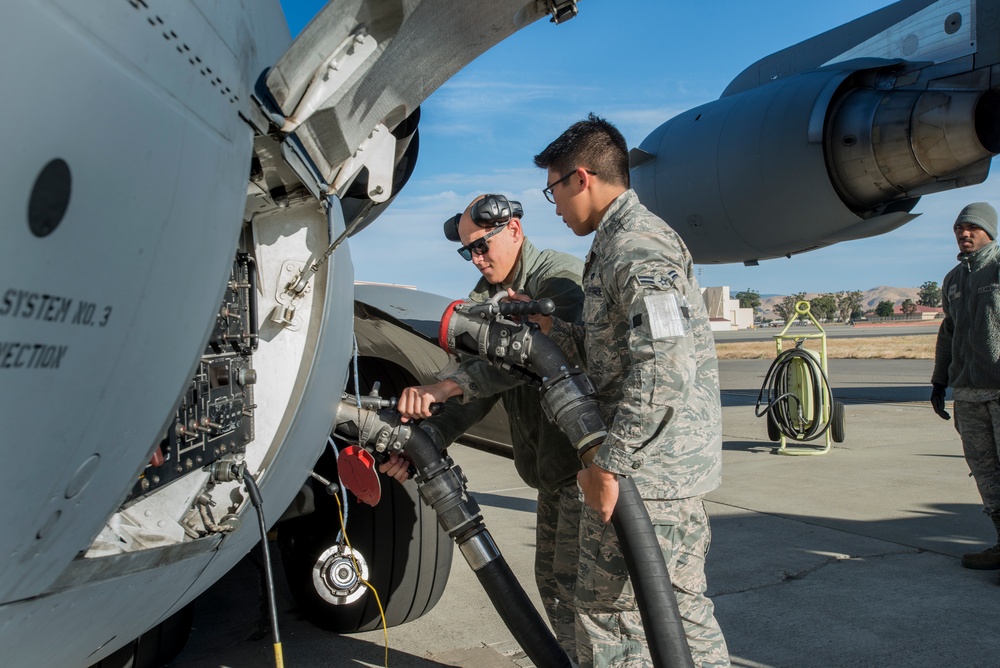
523, 114, 729, 668
381, 193, 587, 660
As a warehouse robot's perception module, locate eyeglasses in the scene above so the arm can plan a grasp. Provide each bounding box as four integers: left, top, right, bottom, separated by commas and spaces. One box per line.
457, 224, 506, 261
542, 168, 595, 203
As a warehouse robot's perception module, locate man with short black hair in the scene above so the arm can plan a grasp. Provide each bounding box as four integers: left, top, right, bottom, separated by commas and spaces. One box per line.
931, 201, 1000, 573
528, 113, 730, 667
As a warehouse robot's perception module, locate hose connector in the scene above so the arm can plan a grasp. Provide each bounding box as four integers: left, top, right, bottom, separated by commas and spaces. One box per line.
439, 298, 608, 456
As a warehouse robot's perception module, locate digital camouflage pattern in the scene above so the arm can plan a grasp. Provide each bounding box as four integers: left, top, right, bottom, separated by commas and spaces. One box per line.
536, 484, 583, 661
548, 189, 728, 667
548, 189, 723, 498
955, 400, 1000, 537
575, 498, 728, 668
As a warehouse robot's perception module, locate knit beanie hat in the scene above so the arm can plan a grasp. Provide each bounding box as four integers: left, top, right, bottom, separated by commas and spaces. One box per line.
954, 202, 998, 240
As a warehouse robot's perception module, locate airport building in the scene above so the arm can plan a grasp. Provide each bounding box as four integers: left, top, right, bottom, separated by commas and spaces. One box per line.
701, 286, 755, 331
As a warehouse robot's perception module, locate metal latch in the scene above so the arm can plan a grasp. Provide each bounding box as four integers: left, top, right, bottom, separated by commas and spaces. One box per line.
546, 0, 578, 24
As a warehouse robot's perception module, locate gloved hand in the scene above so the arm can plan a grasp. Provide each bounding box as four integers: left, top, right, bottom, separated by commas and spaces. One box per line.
931, 383, 950, 420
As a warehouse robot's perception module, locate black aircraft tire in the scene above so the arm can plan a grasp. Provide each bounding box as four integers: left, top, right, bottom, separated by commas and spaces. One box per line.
279, 357, 453, 633
88, 604, 193, 668
831, 400, 847, 443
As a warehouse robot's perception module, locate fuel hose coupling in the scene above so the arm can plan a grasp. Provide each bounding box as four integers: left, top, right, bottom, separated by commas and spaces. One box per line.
332, 397, 572, 667
438, 296, 607, 458
332, 398, 496, 568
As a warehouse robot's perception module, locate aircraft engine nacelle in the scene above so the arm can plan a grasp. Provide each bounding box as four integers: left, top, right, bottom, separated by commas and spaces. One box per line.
828, 85, 1000, 210
632, 63, 1000, 265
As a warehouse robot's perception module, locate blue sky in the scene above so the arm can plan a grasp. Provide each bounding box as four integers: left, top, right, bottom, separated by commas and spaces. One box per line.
279, 1, 999, 298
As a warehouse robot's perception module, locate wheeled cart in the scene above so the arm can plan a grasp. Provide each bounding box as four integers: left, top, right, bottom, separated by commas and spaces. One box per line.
756, 300, 846, 455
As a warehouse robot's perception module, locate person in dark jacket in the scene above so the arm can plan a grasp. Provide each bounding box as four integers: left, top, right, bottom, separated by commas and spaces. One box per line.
383, 193, 586, 660
931, 201, 1000, 571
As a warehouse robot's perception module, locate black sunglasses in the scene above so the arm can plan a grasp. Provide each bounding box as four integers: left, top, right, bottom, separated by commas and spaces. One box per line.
542, 168, 595, 203
457, 225, 506, 261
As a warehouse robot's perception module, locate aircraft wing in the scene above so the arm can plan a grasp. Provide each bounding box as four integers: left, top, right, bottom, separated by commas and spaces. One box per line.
723, 0, 969, 96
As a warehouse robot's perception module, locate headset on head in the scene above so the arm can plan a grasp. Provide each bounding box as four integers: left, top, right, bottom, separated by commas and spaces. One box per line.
443, 194, 523, 242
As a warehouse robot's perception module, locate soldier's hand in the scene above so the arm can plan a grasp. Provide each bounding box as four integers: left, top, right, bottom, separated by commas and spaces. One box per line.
506, 288, 553, 334
397, 380, 461, 419
378, 453, 413, 482
931, 383, 950, 420
577, 464, 619, 523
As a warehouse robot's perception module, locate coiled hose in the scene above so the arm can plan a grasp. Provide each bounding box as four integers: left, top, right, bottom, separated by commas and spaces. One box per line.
755, 345, 834, 441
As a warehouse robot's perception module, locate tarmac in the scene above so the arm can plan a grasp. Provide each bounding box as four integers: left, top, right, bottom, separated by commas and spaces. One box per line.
170, 356, 1000, 668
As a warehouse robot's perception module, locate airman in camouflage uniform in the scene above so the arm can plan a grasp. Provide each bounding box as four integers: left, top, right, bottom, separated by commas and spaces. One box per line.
531, 114, 729, 667
388, 195, 585, 659
931, 202, 1000, 572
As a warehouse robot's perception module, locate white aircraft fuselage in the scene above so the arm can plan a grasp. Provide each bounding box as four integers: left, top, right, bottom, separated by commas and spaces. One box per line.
0, 2, 351, 665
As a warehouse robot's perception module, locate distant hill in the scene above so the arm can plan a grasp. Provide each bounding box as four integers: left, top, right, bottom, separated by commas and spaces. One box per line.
757, 286, 922, 318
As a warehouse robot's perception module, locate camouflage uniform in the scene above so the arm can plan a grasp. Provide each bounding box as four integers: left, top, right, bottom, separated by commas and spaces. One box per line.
933, 240, 1000, 538
548, 190, 729, 667
420, 238, 585, 658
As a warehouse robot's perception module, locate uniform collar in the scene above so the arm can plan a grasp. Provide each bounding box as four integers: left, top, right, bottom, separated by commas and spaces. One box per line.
958, 240, 999, 271
469, 238, 540, 299
588, 190, 638, 268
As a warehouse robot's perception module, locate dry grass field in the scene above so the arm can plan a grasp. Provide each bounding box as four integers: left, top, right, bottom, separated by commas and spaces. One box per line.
714, 334, 936, 360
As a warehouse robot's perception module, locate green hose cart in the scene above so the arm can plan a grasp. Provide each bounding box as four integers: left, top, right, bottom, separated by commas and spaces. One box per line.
756, 300, 846, 455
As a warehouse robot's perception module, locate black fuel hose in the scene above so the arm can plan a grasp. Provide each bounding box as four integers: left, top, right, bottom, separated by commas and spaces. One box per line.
402, 424, 572, 668
334, 403, 572, 668
477, 557, 571, 664
614, 477, 694, 668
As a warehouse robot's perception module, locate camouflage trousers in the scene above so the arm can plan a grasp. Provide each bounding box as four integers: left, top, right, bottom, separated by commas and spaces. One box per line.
575, 496, 729, 668
955, 399, 1000, 537
535, 484, 583, 663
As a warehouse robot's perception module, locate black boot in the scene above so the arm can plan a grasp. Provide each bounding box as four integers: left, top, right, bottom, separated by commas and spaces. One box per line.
962, 544, 1000, 569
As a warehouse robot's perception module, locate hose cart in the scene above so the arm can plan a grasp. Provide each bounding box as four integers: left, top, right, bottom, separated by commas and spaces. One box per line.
755, 300, 846, 455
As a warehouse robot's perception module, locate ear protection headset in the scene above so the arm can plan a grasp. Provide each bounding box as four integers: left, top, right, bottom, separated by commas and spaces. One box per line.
443, 194, 523, 242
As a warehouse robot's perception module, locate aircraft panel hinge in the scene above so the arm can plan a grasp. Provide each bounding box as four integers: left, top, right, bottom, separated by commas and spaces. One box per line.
280, 26, 378, 133
270, 261, 311, 330
329, 123, 396, 203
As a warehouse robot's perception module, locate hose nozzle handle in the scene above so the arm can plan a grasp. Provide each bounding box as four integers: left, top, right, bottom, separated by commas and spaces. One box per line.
497, 298, 555, 317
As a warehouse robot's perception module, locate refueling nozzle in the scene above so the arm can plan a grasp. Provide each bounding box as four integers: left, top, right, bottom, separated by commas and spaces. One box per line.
437, 297, 606, 458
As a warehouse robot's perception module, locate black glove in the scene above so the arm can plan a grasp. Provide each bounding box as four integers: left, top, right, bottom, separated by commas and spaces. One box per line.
931, 383, 950, 420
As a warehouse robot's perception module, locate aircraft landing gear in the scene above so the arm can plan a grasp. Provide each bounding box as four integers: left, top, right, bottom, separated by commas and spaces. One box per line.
277, 358, 452, 633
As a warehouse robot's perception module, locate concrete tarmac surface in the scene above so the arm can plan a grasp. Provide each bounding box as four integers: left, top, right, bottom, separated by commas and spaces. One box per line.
169, 359, 1000, 668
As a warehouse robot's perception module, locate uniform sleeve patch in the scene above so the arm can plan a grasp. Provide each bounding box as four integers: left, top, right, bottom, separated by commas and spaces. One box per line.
643, 293, 687, 339
637, 272, 679, 289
